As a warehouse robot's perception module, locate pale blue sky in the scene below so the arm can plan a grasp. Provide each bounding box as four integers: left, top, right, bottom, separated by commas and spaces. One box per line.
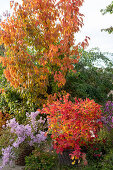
0, 0, 113, 55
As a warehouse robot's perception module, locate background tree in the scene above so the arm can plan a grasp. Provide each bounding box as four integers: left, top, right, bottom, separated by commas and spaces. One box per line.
101, 1, 113, 33
64, 49, 113, 105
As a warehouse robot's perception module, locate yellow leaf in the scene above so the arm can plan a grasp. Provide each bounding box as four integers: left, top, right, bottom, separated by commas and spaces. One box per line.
72, 161, 75, 165
71, 156, 74, 160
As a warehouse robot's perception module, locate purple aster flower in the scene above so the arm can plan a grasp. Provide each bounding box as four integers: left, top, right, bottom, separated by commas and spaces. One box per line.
37, 117, 46, 124
0, 166, 3, 169
102, 101, 113, 130
28, 141, 34, 146
26, 112, 30, 118
25, 124, 32, 136
30, 111, 39, 120
13, 142, 19, 148
0, 110, 47, 169
6, 118, 19, 134
15, 125, 25, 136
1, 146, 15, 168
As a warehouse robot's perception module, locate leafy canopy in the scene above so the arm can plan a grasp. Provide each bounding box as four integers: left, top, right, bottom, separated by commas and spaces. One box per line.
0, 0, 89, 106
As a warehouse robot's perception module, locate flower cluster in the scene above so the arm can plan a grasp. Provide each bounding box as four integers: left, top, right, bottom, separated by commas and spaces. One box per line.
0, 111, 47, 169
0, 146, 15, 169
101, 101, 113, 130
41, 93, 103, 162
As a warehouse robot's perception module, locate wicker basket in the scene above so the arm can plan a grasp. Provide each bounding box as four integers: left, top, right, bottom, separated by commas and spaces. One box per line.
15, 146, 34, 166
58, 149, 78, 166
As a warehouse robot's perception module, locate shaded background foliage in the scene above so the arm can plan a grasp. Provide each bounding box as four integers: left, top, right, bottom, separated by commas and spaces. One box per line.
64, 49, 113, 105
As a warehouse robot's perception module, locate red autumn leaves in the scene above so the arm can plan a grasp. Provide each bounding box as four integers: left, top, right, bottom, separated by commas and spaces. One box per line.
41, 93, 103, 160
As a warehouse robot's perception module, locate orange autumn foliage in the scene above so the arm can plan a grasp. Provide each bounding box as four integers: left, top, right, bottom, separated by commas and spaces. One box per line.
0, 0, 89, 105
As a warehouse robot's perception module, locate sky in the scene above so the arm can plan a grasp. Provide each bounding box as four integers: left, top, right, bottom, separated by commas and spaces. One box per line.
0, 0, 113, 55
76, 0, 113, 54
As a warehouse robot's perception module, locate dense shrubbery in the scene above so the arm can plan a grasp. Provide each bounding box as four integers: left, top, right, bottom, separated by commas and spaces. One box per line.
0, 85, 39, 123
25, 148, 58, 170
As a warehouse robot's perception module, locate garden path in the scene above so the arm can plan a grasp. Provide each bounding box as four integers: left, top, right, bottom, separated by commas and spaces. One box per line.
0, 159, 25, 170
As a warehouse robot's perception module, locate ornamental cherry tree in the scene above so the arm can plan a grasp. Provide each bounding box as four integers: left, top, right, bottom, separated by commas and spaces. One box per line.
0, 0, 89, 106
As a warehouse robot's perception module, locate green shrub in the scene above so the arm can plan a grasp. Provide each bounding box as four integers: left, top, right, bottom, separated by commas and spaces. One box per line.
101, 148, 113, 170
25, 148, 58, 170
64, 68, 113, 105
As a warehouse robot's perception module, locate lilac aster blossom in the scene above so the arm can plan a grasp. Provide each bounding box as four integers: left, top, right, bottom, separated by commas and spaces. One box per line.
6, 118, 18, 128
36, 131, 47, 143
37, 117, 46, 124
101, 101, 113, 130
28, 140, 34, 146
15, 125, 25, 136
35, 110, 40, 115
30, 133, 35, 140
26, 112, 30, 118
32, 137, 38, 144
13, 142, 19, 148
1, 110, 47, 169
30, 112, 39, 131
30, 111, 39, 121
6, 118, 19, 133
29, 131, 46, 144
16, 136, 26, 145
10, 139, 14, 143
24, 124, 32, 136
32, 121, 38, 131
1, 146, 15, 168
